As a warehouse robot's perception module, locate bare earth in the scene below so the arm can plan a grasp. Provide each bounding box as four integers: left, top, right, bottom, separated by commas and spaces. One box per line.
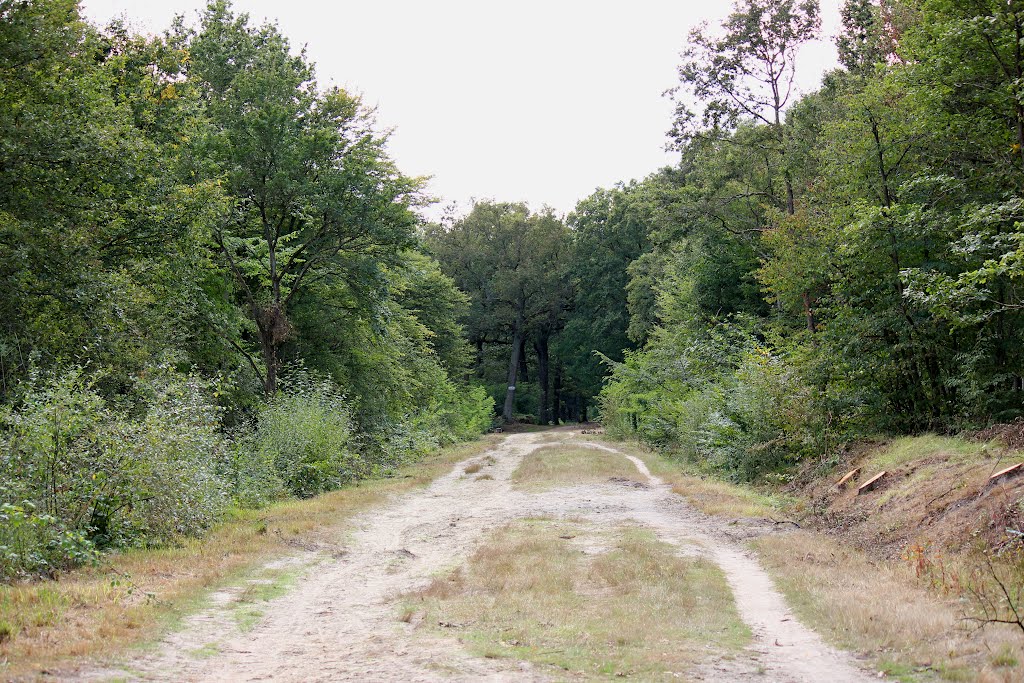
77, 431, 875, 682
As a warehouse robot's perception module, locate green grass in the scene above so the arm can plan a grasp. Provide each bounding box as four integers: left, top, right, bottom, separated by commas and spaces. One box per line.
868, 435, 994, 471
188, 642, 221, 659
231, 565, 304, 632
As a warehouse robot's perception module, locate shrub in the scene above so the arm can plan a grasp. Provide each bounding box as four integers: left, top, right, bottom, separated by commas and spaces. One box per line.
111, 370, 230, 543
599, 323, 846, 481
254, 372, 360, 498
218, 429, 285, 508
0, 501, 98, 579
0, 366, 236, 578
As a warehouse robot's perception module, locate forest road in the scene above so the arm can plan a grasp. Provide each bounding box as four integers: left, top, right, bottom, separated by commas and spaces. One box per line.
77, 430, 874, 682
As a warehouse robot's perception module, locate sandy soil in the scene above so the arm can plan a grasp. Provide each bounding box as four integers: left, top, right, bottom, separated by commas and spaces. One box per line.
76, 431, 875, 682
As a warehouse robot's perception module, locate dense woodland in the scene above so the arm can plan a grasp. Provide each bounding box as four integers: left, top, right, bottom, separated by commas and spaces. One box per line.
430, 0, 1024, 479
4, 0, 1024, 580
0, 0, 492, 578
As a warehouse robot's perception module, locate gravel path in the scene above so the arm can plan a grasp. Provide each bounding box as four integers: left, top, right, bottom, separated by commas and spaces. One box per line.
77, 430, 874, 682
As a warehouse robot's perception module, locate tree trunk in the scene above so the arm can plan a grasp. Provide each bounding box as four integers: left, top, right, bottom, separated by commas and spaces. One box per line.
259, 328, 278, 397
552, 361, 562, 425
802, 291, 817, 334
502, 308, 525, 422
517, 338, 529, 383
475, 338, 485, 378
534, 336, 550, 425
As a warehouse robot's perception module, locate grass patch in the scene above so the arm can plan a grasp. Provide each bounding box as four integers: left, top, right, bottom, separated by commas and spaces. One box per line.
406, 519, 749, 679
0, 435, 499, 679
230, 565, 302, 632
188, 642, 221, 659
511, 445, 642, 491
753, 531, 1024, 682
594, 438, 789, 518
869, 435, 994, 472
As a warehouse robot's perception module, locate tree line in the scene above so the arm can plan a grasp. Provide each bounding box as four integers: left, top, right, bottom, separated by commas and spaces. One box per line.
597, 0, 1024, 479
428, 0, 1024, 481
0, 0, 491, 579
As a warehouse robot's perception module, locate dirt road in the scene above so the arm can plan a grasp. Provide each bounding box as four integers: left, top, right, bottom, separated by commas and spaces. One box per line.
81, 431, 874, 682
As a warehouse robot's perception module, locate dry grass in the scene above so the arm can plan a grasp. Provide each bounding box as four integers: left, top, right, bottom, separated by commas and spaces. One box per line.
794, 434, 1024, 558
0, 436, 499, 679
592, 434, 1024, 681
406, 519, 749, 679
591, 438, 787, 518
754, 531, 1024, 682
534, 431, 568, 444
511, 444, 643, 490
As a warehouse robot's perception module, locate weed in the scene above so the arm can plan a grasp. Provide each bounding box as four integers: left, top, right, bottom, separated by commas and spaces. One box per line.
992, 644, 1019, 668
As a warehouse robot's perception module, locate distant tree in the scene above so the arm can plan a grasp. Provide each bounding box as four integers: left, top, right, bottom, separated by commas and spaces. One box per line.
561, 185, 651, 402
427, 202, 569, 422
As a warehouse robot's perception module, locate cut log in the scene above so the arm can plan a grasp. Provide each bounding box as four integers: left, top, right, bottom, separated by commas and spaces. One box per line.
857, 471, 886, 495
835, 468, 861, 490
989, 462, 1024, 483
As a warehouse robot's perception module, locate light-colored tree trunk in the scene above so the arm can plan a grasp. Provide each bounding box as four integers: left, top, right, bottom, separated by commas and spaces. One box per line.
502, 305, 526, 422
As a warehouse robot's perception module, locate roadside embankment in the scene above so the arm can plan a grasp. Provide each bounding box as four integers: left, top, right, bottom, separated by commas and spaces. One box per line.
605, 433, 1024, 682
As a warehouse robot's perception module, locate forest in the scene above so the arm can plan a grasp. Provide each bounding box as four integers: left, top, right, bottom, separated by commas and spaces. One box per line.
432, 0, 1024, 483
3, 0, 1024, 589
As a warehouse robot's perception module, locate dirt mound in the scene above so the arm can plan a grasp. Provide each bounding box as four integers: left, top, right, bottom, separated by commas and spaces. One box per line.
794, 437, 1024, 558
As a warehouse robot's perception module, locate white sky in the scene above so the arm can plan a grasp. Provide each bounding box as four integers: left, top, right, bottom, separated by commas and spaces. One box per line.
81, 0, 842, 219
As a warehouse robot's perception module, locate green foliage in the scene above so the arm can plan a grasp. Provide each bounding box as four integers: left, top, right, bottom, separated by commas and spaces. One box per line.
0, 366, 234, 577
0, 0, 495, 582
184, 0, 420, 397
0, 502, 98, 580
427, 201, 572, 423
599, 324, 844, 480
253, 371, 359, 498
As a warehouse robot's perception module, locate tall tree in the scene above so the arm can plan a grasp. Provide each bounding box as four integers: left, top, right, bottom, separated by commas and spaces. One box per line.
184, 1, 420, 395
669, 0, 821, 331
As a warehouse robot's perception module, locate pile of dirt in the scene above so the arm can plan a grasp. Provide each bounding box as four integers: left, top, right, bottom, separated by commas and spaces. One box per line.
792, 441, 1024, 559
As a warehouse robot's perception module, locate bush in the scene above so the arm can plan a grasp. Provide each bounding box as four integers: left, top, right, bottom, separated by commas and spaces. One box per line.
112, 370, 230, 543
420, 381, 495, 445
0, 501, 98, 579
254, 372, 360, 498
599, 323, 845, 481
218, 429, 285, 508
0, 366, 238, 578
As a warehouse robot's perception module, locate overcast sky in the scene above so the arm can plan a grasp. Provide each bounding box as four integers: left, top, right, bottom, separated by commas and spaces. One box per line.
81, 0, 842, 219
